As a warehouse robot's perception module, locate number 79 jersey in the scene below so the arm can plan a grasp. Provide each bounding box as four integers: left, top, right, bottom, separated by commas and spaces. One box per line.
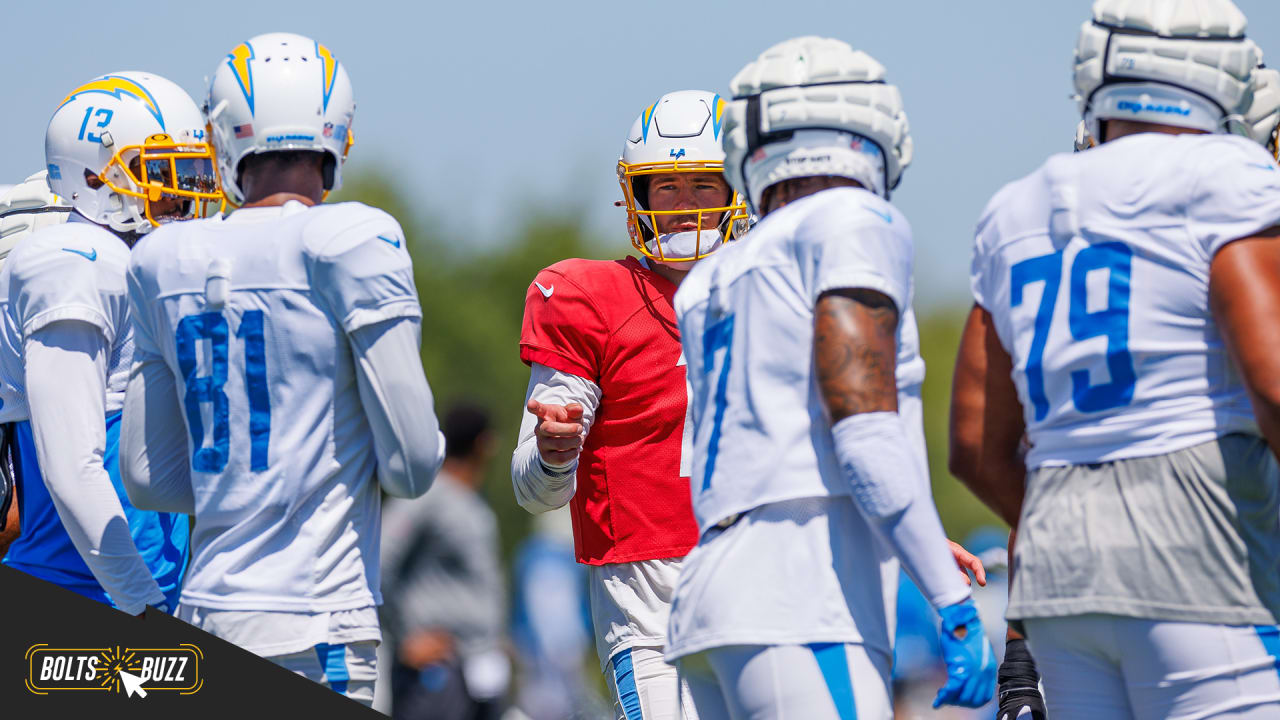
971, 133, 1280, 470
126, 201, 421, 612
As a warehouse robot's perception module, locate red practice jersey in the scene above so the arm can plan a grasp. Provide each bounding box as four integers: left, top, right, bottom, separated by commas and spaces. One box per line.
520, 256, 698, 565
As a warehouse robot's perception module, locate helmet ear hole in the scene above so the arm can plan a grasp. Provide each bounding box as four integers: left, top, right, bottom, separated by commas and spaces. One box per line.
321, 154, 337, 191
235, 155, 251, 191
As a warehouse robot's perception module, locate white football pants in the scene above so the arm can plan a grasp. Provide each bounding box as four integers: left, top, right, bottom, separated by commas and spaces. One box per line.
607, 645, 698, 720
676, 643, 891, 720
270, 640, 378, 707
1024, 615, 1280, 720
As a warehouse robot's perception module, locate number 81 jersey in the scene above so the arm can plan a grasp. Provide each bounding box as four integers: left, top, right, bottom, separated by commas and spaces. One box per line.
971, 133, 1280, 470
126, 200, 420, 611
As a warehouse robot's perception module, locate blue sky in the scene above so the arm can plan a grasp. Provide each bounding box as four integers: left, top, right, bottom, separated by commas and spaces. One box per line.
6, 0, 1280, 307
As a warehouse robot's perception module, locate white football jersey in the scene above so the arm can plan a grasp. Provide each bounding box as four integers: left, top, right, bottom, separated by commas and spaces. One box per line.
971, 133, 1280, 469
674, 186, 925, 534
127, 201, 421, 612
0, 214, 132, 423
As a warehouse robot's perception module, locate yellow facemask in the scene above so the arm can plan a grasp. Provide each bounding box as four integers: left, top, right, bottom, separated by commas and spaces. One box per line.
100, 133, 224, 225
616, 158, 748, 263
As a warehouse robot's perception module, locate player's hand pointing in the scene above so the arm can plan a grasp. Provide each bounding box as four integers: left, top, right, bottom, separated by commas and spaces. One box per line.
527, 400, 586, 468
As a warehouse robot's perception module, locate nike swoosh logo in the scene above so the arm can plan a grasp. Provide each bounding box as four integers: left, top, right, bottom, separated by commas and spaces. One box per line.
62, 247, 97, 261
863, 206, 893, 224
1248, 162, 1277, 171
377, 235, 401, 248
534, 281, 554, 299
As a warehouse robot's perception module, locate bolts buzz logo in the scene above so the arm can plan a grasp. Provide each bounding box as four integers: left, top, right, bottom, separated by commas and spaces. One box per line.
26, 643, 203, 696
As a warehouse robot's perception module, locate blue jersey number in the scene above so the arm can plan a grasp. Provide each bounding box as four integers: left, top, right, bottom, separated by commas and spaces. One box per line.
176, 310, 272, 473
1010, 242, 1136, 421
700, 313, 735, 491
77, 107, 113, 143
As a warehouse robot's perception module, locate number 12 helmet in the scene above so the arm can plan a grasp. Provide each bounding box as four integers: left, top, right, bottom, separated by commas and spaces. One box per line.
617, 90, 748, 263
44, 72, 221, 233
205, 32, 356, 206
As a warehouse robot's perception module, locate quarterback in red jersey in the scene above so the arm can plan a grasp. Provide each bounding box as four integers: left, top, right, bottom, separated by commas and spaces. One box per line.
512, 90, 748, 720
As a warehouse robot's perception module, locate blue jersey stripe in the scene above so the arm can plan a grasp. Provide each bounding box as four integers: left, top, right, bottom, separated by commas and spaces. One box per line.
810, 642, 858, 720
315, 643, 349, 695
1256, 625, 1280, 674
611, 649, 644, 720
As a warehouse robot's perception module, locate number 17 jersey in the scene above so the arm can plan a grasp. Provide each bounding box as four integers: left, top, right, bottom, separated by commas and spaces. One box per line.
971, 133, 1280, 469
127, 200, 421, 612
675, 186, 925, 534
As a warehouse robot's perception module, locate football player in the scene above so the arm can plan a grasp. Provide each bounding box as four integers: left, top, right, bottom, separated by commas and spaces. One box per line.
511, 89, 748, 720
668, 37, 996, 719
0, 172, 69, 557
994, 60, 1280, 720
119, 34, 444, 705
0, 73, 207, 615
951, 1, 1280, 717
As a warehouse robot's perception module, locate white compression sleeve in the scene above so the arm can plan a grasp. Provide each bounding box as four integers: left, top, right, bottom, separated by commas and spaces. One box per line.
349, 316, 444, 499
832, 411, 971, 610
510, 363, 601, 514
25, 322, 164, 615
120, 350, 195, 514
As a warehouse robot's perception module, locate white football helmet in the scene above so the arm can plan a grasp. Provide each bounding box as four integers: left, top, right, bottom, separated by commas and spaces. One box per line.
617, 90, 748, 263
206, 32, 356, 206
45, 72, 221, 233
0, 170, 71, 263
722, 36, 912, 214
1074, 0, 1260, 141
1246, 66, 1280, 159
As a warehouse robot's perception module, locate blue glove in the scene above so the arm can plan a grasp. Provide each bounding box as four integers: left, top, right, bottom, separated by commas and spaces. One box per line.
933, 598, 997, 708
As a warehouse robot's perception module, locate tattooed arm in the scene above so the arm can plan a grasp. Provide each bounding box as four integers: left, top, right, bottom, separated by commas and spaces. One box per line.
814, 288, 900, 419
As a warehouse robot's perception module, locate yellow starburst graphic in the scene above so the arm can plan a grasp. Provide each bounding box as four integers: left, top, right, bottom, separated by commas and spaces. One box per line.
96, 646, 142, 694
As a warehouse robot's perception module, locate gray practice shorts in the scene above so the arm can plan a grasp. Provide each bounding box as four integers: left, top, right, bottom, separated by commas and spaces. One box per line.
1009, 433, 1280, 626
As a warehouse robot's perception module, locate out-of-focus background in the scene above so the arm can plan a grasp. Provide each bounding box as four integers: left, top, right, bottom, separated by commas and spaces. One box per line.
8, 2, 1280, 717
